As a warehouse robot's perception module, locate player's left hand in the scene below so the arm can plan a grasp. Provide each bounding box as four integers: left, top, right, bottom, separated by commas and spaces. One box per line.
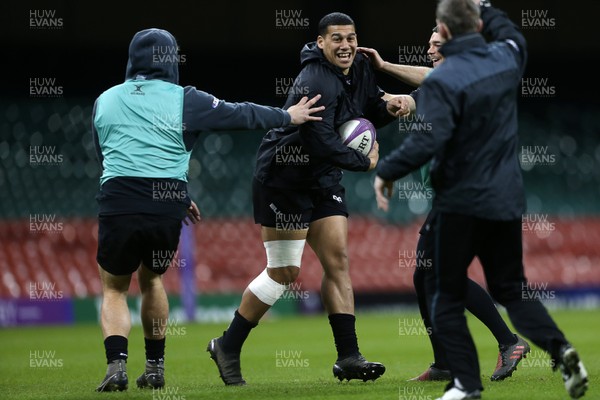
367, 141, 380, 171
183, 201, 201, 225
357, 47, 385, 70
373, 175, 394, 212
287, 94, 325, 125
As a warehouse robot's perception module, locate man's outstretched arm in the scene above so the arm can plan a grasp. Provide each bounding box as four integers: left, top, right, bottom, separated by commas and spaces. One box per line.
358, 47, 432, 87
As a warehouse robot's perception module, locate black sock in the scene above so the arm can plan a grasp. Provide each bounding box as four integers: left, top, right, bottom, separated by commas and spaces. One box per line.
328, 313, 359, 359
144, 337, 165, 363
104, 335, 128, 364
221, 310, 258, 354
465, 279, 516, 347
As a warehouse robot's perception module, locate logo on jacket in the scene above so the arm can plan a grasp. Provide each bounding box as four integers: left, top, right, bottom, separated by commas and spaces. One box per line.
332, 195, 343, 203
131, 84, 144, 96
211, 96, 220, 108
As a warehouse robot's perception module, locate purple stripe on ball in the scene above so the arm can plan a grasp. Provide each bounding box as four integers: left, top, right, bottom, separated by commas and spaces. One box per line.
340, 118, 376, 156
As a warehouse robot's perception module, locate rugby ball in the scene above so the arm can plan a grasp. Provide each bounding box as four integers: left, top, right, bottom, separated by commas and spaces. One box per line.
338, 118, 376, 156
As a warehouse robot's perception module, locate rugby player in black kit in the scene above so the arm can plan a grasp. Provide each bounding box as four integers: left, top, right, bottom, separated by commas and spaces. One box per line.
207, 12, 406, 385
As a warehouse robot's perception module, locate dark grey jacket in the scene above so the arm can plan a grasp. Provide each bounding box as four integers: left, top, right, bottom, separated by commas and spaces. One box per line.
377, 6, 527, 220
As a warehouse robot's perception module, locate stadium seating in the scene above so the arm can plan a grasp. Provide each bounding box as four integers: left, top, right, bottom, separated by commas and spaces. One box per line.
1, 100, 599, 301
1, 217, 599, 298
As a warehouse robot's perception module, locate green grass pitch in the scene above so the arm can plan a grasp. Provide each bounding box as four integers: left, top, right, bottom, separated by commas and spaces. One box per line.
0, 309, 596, 399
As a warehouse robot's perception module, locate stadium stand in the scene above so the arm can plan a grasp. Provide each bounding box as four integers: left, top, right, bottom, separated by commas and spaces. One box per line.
1, 217, 600, 298
1, 100, 599, 301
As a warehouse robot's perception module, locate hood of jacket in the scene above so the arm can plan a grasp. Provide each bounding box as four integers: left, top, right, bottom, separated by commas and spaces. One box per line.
125, 28, 179, 84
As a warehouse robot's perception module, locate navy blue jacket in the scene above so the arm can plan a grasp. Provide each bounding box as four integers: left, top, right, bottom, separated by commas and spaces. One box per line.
92, 29, 292, 218
377, 6, 527, 220
254, 42, 396, 190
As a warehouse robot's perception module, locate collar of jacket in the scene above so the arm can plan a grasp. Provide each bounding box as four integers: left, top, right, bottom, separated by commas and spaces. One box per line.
439, 32, 486, 58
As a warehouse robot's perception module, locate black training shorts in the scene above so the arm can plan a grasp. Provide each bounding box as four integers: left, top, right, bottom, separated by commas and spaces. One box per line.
252, 178, 348, 229
97, 214, 182, 275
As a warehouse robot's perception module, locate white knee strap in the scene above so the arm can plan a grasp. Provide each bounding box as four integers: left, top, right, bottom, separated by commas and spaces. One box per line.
248, 240, 305, 306
264, 239, 306, 268
248, 268, 286, 306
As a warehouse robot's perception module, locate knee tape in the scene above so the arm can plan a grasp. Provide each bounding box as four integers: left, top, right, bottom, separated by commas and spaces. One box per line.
248, 268, 286, 306
264, 239, 306, 268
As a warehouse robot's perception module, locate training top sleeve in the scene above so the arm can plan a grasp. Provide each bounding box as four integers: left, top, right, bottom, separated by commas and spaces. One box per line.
182, 86, 291, 150
481, 5, 528, 76
377, 77, 456, 181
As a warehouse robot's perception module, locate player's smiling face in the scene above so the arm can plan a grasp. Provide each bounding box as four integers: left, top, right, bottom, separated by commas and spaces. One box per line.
317, 25, 357, 75
428, 31, 445, 68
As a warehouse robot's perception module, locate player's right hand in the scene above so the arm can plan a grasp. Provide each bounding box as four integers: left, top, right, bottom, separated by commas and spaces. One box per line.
373, 175, 394, 212
367, 141, 379, 171
183, 201, 201, 226
385, 95, 415, 117
287, 94, 325, 125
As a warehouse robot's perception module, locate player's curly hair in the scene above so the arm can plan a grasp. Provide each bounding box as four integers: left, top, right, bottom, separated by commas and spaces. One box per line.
436, 0, 480, 36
